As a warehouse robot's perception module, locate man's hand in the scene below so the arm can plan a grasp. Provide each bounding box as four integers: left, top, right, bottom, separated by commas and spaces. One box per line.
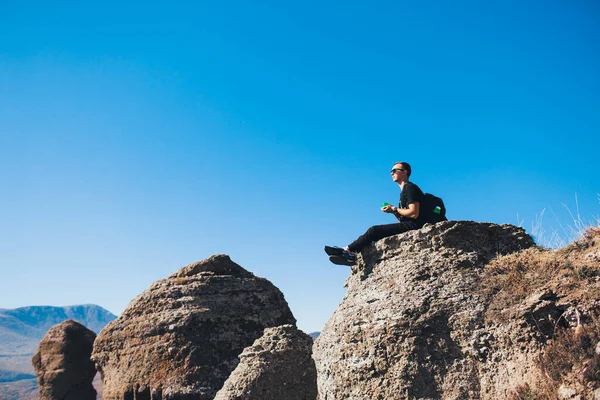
381, 205, 396, 214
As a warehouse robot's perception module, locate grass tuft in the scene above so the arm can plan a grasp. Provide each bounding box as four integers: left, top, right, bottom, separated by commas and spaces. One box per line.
524, 194, 600, 249
507, 383, 540, 400
536, 315, 600, 398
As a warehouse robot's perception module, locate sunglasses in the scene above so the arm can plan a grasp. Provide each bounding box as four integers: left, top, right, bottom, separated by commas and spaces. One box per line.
390, 168, 406, 174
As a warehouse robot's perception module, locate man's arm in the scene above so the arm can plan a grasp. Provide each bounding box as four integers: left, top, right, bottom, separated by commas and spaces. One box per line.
382, 203, 420, 220
396, 203, 420, 219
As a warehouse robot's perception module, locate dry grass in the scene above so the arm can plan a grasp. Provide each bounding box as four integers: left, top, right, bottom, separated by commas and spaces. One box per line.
482, 226, 600, 324
484, 226, 600, 398
173, 276, 188, 285
526, 194, 600, 249
504, 309, 600, 400
540, 316, 600, 384
507, 383, 539, 400
516, 315, 600, 399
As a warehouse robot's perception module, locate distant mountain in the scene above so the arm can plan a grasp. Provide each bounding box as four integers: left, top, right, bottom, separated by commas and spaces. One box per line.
0, 304, 116, 343
0, 304, 116, 398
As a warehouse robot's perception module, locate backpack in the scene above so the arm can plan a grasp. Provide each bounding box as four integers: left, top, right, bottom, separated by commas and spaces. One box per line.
421, 193, 447, 223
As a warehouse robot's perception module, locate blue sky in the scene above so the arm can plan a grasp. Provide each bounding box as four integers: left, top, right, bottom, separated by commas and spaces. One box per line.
1, 1, 598, 332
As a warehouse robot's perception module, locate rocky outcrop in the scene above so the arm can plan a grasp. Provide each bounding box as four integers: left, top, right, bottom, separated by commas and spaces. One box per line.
313, 221, 537, 400
32, 320, 97, 400
214, 324, 317, 400
91, 255, 296, 400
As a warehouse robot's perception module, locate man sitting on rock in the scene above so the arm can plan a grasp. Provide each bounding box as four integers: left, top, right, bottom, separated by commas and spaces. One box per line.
325, 161, 426, 266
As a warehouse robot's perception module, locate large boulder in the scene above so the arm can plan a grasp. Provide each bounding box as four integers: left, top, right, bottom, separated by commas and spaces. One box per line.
32, 319, 97, 400
91, 255, 296, 400
313, 221, 536, 400
214, 324, 317, 400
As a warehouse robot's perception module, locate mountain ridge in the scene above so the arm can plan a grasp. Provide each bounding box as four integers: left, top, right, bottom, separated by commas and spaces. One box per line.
0, 304, 116, 338
0, 303, 116, 398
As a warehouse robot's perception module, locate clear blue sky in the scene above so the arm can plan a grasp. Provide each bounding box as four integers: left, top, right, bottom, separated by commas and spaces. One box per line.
1, 1, 598, 333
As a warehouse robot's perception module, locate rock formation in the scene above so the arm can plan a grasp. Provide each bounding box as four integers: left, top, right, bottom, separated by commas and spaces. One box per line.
314, 221, 538, 399
32, 319, 97, 400
214, 324, 317, 400
91, 254, 296, 400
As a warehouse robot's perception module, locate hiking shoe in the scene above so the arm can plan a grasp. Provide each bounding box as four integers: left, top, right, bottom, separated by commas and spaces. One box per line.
324, 245, 346, 256
328, 250, 357, 266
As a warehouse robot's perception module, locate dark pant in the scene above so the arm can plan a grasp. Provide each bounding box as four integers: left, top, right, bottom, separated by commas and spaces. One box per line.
348, 221, 421, 252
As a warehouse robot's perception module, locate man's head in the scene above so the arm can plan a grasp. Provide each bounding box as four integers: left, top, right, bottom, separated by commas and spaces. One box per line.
391, 161, 411, 183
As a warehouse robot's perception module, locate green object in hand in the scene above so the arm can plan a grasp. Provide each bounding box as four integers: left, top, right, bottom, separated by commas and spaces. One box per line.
382, 202, 391, 207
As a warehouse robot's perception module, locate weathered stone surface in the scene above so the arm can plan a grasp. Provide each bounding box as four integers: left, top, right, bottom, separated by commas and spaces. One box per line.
214, 324, 317, 400
91, 254, 296, 400
558, 384, 578, 399
313, 221, 536, 400
32, 319, 97, 400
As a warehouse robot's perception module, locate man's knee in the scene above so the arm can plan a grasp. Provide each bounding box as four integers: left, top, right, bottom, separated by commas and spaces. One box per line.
366, 225, 380, 236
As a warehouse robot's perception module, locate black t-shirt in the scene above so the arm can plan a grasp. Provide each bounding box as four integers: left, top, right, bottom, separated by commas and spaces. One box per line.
399, 182, 425, 225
